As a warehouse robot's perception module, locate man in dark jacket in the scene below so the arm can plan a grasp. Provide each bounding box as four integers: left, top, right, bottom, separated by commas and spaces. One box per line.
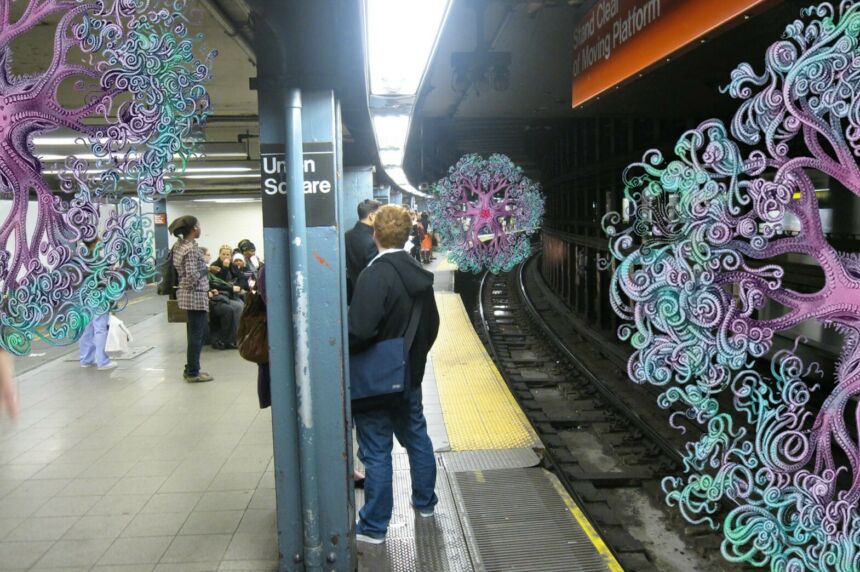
344, 199, 381, 304
348, 204, 440, 544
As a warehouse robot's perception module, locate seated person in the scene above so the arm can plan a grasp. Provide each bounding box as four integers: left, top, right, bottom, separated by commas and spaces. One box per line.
231, 253, 256, 292
201, 248, 244, 350
210, 244, 237, 283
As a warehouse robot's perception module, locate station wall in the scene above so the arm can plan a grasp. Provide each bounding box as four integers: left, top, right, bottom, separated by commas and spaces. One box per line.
166, 200, 265, 260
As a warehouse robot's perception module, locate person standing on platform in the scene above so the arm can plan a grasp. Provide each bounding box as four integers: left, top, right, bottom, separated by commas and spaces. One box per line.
79, 237, 117, 371
348, 204, 441, 544
169, 216, 213, 383
344, 199, 381, 304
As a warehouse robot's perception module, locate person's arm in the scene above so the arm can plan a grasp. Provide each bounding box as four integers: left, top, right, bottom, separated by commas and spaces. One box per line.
362, 239, 378, 268
348, 267, 387, 352
184, 246, 203, 287
0, 351, 18, 418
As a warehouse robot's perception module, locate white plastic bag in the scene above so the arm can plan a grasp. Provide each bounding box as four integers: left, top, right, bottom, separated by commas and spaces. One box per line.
105, 314, 133, 355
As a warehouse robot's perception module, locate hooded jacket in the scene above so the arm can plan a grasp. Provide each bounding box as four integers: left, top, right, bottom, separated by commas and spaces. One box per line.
349, 250, 440, 392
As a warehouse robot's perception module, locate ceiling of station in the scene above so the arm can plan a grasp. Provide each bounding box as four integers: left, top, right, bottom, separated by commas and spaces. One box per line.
407, 0, 814, 185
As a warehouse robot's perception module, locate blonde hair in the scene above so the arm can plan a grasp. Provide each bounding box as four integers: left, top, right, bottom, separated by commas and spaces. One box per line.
373, 205, 412, 249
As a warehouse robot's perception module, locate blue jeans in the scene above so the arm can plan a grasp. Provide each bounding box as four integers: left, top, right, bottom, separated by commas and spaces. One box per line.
185, 310, 208, 377
79, 313, 110, 367
354, 388, 438, 537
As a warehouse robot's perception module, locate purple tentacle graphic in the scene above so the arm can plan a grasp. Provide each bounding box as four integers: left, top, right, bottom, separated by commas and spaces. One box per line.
603, 2, 860, 569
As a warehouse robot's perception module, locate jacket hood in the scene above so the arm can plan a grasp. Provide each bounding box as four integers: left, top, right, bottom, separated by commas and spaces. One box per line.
378, 251, 434, 296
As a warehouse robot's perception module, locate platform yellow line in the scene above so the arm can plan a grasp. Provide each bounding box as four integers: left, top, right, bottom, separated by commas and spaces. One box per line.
547, 472, 625, 572
430, 291, 539, 451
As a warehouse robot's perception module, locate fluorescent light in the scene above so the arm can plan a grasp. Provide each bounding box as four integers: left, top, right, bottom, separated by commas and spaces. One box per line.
32, 136, 105, 146
366, 0, 450, 96
183, 166, 254, 173
38, 152, 248, 162
184, 174, 260, 179
372, 114, 410, 151
379, 149, 404, 167
192, 198, 260, 204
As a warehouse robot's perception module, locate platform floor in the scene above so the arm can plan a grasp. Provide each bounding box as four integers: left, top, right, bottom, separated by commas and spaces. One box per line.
0, 257, 619, 572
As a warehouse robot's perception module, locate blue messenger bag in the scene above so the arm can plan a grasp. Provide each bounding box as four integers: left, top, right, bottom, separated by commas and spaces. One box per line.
349, 264, 424, 406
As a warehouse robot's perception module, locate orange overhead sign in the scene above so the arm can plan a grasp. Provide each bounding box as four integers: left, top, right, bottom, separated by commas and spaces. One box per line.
571, 0, 770, 107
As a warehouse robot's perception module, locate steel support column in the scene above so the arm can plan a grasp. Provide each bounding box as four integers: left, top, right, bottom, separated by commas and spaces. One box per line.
343, 167, 375, 231
254, 16, 303, 571
301, 90, 354, 569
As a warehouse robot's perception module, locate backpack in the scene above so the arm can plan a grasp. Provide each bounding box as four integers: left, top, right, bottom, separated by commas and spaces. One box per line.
238, 290, 268, 364
157, 250, 178, 297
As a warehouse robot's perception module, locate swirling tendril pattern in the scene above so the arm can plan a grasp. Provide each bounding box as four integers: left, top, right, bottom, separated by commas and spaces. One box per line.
0, 0, 213, 354
603, 2, 860, 569
428, 153, 544, 274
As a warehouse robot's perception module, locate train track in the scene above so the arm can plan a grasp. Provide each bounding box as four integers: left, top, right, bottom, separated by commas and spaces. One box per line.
476, 254, 755, 572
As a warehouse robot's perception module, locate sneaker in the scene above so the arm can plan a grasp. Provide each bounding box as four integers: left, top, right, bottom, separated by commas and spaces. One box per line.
97, 361, 118, 370
410, 502, 435, 517
355, 532, 385, 544
80, 362, 96, 368
185, 372, 214, 383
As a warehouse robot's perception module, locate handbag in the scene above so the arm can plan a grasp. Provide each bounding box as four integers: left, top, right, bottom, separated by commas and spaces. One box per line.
349, 259, 424, 406
238, 290, 268, 364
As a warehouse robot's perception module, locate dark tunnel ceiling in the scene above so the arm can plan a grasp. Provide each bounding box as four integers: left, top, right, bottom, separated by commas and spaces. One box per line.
407, 0, 815, 185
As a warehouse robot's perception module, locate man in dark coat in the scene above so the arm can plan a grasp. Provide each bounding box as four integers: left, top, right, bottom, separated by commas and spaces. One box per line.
344, 199, 381, 304
348, 204, 440, 544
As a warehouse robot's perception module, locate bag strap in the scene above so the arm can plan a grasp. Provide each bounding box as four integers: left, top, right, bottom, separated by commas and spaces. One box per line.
377, 257, 425, 351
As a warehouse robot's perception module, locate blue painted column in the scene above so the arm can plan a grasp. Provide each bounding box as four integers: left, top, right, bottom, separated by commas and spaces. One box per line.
254, 17, 304, 571
301, 90, 354, 569
391, 189, 403, 205
342, 167, 375, 231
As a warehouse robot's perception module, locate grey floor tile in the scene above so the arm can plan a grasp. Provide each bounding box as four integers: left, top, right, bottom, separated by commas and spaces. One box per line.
0, 494, 49, 518
179, 510, 243, 535
223, 532, 277, 561
34, 494, 100, 517
36, 537, 113, 568
195, 491, 253, 512
158, 472, 216, 493
0, 540, 54, 568
5, 478, 69, 499
127, 460, 181, 478
122, 512, 189, 538
0, 517, 22, 540
4, 516, 79, 541
161, 534, 232, 564
98, 535, 172, 565
217, 560, 278, 571
60, 477, 120, 496
91, 565, 156, 572
235, 510, 276, 536
155, 563, 220, 572
110, 476, 168, 496
31, 462, 90, 480
88, 494, 151, 517
63, 514, 133, 539
248, 488, 275, 510
140, 492, 202, 515
0, 464, 46, 480
207, 472, 262, 492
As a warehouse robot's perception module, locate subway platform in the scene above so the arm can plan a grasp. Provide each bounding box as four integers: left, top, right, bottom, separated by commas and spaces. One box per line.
0, 259, 620, 571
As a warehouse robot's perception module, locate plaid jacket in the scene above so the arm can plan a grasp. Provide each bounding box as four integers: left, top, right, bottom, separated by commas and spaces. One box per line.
172, 239, 209, 312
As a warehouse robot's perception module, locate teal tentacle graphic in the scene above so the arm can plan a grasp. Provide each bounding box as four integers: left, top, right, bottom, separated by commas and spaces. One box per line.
0, 0, 213, 354
604, 2, 860, 569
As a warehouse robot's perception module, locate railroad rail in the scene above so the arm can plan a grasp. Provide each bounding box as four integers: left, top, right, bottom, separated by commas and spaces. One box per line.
475, 253, 756, 572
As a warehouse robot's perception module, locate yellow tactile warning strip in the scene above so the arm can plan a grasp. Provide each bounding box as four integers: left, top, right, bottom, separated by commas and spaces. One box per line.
546, 471, 625, 571
431, 291, 540, 451
435, 259, 460, 273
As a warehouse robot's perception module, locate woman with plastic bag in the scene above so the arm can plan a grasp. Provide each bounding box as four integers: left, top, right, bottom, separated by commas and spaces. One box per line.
78, 237, 117, 371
